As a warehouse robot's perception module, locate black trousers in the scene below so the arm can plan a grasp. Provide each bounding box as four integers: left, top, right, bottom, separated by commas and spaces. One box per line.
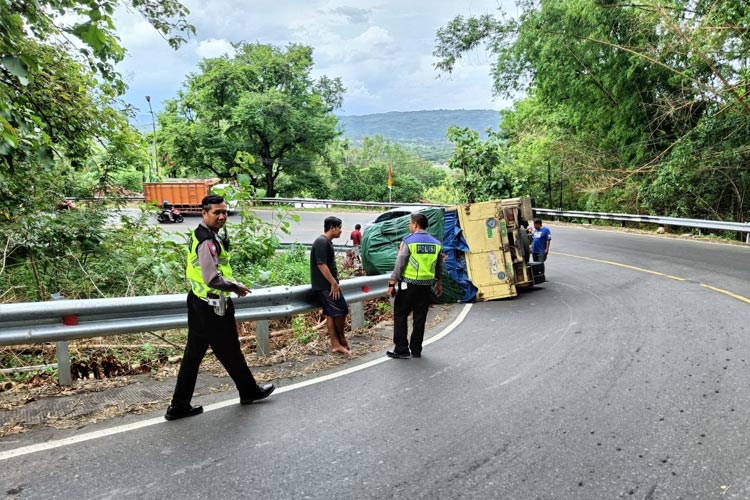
393, 283, 432, 355
171, 291, 259, 408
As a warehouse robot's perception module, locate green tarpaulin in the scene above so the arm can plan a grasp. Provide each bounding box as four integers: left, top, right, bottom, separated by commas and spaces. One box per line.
361, 208, 463, 303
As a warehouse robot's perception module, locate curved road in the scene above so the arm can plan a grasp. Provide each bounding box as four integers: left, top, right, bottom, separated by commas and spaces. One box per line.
2, 224, 750, 499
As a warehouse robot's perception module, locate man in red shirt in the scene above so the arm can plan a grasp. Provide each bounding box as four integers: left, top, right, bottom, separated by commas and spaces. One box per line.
350, 224, 362, 265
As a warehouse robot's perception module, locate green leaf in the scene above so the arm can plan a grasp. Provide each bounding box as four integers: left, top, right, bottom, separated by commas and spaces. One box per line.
1, 55, 29, 85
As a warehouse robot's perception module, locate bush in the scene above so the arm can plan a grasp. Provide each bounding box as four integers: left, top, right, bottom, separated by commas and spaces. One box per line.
242, 245, 309, 287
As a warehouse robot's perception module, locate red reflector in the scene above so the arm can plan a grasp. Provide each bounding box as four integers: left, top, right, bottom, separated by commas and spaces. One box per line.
63, 315, 78, 326
362, 286, 370, 293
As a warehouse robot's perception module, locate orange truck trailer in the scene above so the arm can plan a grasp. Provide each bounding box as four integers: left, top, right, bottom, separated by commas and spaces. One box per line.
143, 178, 220, 214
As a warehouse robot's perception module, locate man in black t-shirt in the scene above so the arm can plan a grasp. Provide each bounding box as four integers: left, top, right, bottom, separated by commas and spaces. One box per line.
310, 216, 351, 354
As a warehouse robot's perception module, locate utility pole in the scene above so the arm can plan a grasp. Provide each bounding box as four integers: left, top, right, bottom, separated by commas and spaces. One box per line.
145, 96, 159, 180
559, 163, 564, 210
547, 160, 552, 208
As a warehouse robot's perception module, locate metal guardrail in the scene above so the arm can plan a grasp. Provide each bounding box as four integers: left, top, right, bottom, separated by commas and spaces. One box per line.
0, 275, 390, 384
257, 197, 441, 209
0, 275, 389, 346
535, 209, 750, 243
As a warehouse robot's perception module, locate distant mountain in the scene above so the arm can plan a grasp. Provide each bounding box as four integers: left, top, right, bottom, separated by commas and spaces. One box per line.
336, 109, 501, 144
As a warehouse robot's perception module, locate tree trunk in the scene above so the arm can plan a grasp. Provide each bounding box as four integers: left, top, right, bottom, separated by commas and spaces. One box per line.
262, 156, 276, 197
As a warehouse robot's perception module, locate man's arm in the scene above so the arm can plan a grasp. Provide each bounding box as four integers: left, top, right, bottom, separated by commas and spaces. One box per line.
197, 241, 250, 296
387, 242, 410, 297
317, 263, 341, 298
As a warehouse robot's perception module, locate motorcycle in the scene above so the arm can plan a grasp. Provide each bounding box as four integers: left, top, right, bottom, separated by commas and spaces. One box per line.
156, 207, 184, 223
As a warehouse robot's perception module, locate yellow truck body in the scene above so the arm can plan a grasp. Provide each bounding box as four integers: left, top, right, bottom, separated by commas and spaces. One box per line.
452, 197, 540, 301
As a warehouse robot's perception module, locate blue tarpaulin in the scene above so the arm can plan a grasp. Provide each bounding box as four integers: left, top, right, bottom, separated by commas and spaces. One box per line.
442, 209, 478, 302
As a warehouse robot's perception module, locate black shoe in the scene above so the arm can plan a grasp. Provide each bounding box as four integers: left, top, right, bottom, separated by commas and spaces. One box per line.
411, 352, 422, 358
386, 350, 410, 359
240, 383, 275, 405
164, 404, 203, 421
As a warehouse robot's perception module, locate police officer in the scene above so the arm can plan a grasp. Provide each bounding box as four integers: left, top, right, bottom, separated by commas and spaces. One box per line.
165, 194, 274, 421
386, 213, 443, 359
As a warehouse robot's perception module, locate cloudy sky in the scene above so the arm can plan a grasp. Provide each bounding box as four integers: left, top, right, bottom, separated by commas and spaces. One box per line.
115, 0, 519, 129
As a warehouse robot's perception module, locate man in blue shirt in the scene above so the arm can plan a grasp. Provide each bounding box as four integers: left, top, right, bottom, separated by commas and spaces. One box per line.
530, 218, 551, 262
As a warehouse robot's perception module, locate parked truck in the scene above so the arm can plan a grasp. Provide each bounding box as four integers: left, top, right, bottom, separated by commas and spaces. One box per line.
143, 178, 221, 214
361, 197, 545, 302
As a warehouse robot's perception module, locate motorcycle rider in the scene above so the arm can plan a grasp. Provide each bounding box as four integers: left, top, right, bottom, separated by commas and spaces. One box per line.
162, 200, 174, 222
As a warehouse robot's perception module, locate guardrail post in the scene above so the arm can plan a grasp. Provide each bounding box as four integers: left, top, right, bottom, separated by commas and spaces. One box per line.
351, 302, 364, 330
56, 341, 72, 386
256, 320, 270, 356
50, 293, 72, 386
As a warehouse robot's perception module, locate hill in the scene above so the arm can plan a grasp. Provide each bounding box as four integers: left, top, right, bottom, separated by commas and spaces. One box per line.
337, 109, 500, 142
336, 109, 501, 161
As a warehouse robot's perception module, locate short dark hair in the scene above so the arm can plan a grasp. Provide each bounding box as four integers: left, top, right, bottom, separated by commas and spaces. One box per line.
533, 218, 543, 225
201, 194, 225, 211
324, 216, 342, 232
411, 213, 428, 230
355, 224, 361, 230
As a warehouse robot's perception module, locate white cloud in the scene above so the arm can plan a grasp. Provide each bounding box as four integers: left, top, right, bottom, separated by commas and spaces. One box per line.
195, 38, 235, 59
115, 0, 517, 117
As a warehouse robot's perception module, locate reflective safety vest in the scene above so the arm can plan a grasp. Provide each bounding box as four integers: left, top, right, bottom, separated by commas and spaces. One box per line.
186, 226, 233, 298
402, 231, 442, 285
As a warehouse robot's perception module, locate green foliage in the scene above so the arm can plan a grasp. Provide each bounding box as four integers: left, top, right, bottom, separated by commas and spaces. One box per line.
0, 205, 190, 301
1, 0, 193, 172
211, 177, 300, 280
434, 0, 750, 224
241, 244, 309, 288
423, 182, 463, 205
326, 136, 442, 202
157, 42, 345, 197
112, 168, 145, 193
446, 126, 530, 202
0, 185, 300, 302
291, 314, 317, 344
1, 0, 194, 278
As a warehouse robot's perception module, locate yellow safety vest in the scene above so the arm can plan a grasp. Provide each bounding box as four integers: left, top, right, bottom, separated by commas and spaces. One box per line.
402, 232, 441, 284
186, 228, 233, 298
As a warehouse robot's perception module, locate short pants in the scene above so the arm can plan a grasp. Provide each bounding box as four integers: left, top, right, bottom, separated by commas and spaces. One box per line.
316, 290, 349, 317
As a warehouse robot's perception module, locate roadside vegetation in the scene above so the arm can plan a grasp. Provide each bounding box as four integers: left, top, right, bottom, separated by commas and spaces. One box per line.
435, 1, 750, 227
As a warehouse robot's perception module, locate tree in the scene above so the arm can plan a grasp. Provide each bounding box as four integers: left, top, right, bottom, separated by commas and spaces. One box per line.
434, 0, 750, 223
1, 0, 194, 173
446, 126, 529, 203
158, 43, 345, 197
0, 0, 195, 299
324, 136, 439, 203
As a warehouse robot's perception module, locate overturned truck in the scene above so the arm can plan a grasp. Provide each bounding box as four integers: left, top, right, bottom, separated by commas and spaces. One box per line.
361, 198, 545, 303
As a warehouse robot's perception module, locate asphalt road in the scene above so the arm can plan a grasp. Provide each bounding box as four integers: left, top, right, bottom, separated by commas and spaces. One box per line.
141, 207, 378, 244
2, 225, 750, 499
